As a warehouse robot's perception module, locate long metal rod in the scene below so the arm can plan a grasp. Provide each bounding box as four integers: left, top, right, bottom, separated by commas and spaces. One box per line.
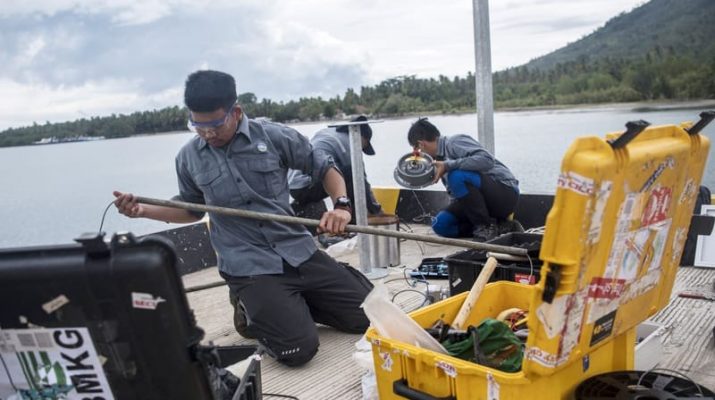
135, 196, 529, 256
185, 280, 226, 293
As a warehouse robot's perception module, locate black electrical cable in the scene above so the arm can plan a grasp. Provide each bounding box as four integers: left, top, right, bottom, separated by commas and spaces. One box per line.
399, 221, 426, 255
97, 200, 116, 234
410, 190, 435, 224
391, 289, 430, 312
402, 267, 429, 288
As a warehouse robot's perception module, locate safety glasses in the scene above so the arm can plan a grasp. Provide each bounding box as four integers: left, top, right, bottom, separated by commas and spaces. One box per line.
187, 103, 236, 134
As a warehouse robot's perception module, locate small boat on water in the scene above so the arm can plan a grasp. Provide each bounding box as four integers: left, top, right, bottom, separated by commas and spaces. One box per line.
33, 135, 105, 145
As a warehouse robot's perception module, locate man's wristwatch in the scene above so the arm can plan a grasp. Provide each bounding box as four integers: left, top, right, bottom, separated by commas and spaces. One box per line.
334, 196, 352, 214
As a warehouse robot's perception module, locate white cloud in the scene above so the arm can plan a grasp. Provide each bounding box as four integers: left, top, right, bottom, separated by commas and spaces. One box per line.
0, 78, 181, 130
241, 21, 368, 93
267, 0, 475, 82
110, 0, 173, 25
14, 36, 46, 67
0, 0, 81, 17
0, 0, 265, 20
0, 0, 649, 130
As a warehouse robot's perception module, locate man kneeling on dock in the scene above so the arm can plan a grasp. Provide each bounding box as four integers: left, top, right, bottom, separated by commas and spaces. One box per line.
406, 117, 523, 242
113, 70, 372, 367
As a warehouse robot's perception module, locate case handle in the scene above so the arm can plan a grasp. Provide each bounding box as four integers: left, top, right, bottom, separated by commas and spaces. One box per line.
542, 264, 563, 304
686, 110, 715, 135
393, 380, 455, 400
608, 120, 650, 149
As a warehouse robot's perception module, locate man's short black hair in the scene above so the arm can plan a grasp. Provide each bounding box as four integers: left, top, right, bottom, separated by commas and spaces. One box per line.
407, 118, 440, 147
184, 70, 238, 112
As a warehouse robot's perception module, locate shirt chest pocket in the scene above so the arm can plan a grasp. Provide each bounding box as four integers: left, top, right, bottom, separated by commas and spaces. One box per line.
241, 158, 284, 198
194, 167, 230, 203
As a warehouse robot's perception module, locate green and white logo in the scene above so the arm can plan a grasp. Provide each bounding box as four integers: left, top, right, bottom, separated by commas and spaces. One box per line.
16, 351, 74, 399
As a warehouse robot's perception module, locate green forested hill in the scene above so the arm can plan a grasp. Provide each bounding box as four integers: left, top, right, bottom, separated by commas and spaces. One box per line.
493, 0, 715, 107
526, 0, 715, 71
2, 0, 714, 147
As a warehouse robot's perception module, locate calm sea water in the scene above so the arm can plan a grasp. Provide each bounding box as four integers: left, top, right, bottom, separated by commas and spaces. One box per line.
1, 104, 714, 248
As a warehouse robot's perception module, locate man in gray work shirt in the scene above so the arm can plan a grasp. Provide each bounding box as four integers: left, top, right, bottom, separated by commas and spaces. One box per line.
289, 115, 383, 219
113, 70, 372, 367
406, 118, 522, 242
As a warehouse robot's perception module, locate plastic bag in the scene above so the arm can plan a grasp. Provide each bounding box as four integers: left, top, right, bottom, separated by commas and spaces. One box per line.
352, 335, 374, 371
360, 371, 378, 400
352, 336, 378, 400
361, 285, 447, 354
325, 235, 358, 258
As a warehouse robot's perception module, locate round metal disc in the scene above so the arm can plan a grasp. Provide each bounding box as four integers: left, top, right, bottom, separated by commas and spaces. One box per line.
393, 152, 436, 189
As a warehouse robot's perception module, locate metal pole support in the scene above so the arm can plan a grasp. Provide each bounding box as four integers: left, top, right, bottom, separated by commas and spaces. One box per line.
329, 119, 388, 279
472, 0, 495, 155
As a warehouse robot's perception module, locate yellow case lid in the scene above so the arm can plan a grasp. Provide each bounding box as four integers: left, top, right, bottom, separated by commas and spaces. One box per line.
524, 120, 710, 376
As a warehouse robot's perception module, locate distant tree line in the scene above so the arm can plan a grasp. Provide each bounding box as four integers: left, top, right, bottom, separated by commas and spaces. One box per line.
494, 51, 715, 107
0, 107, 187, 147
238, 73, 477, 123
1, 53, 713, 148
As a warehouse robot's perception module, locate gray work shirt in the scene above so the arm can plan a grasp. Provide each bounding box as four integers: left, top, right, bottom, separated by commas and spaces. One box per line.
438, 134, 519, 192
175, 115, 334, 277
289, 127, 367, 189
288, 126, 382, 214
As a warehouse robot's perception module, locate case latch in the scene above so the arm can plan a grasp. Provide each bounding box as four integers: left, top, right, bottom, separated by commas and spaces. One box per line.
74, 232, 109, 256
542, 264, 562, 304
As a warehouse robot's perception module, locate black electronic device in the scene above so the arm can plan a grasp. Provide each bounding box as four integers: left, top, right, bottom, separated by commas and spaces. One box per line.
409, 257, 449, 279
0, 232, 261, 400
445, 233, 544, 296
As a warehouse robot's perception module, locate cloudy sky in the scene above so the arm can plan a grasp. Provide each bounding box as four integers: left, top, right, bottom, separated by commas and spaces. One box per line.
0, 0, 646, 130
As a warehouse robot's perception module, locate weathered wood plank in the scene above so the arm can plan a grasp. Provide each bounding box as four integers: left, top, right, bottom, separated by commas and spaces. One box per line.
650, 266, 715, 390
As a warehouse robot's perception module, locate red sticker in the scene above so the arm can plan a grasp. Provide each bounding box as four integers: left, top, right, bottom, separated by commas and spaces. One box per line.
641, 187, 672, 226
588, 277, 626, 300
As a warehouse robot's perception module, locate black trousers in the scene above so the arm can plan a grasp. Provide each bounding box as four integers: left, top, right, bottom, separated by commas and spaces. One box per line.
290, 176, 383, 216
221, 250, 373, 366
435, 173, 519, 237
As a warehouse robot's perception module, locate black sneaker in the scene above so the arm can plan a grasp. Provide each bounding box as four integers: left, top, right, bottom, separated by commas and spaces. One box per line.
498, 219, 525, 235
473, 223, 499, 242
229, 293, 255, 339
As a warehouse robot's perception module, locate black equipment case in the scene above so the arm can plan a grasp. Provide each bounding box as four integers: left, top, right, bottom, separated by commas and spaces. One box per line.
0, 232, 260, 400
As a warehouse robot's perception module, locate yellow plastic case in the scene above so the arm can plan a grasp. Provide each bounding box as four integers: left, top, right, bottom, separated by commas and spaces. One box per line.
366, 118, 710, 399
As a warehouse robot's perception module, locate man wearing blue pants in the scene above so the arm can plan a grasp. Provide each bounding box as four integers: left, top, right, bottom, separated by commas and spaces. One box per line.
406, 118, 522, 242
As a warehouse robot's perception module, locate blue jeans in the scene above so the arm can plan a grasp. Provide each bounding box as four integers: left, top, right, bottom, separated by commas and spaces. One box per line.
432, 170, 518, 237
